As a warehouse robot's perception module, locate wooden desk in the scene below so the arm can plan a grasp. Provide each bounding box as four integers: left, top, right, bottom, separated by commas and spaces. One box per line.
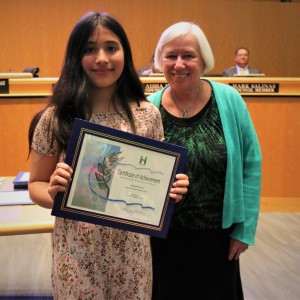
0, 77, 55, 96
0, 72, 33, 79
0, 178, 54, 236
0, 180, 53, 295
0, 77, 299, 209
0, 205, 54, 236
140, 76, 300, 96
1, 76, 299, 97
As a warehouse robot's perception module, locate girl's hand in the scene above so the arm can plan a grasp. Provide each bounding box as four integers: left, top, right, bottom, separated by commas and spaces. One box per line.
48, 162, 73, 201
169, 173, 189, 203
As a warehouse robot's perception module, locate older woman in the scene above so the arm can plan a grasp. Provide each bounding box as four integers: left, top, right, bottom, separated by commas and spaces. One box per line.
148, 22, 262, 300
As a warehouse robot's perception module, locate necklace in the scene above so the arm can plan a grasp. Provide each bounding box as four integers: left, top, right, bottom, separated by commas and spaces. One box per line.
170, 85, 201, 118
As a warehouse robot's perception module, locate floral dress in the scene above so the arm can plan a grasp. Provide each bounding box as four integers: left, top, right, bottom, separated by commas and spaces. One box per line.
32, 103, 164, 300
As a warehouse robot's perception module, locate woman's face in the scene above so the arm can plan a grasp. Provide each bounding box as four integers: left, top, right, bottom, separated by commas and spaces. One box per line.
161, 34, 204, 89
81, 26, 124, 90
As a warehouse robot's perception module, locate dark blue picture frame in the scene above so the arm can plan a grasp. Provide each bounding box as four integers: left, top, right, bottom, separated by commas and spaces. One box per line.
51, 118, 187, 238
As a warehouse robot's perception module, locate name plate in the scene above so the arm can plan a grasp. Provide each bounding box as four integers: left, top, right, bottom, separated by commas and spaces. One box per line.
143, 82, 168, 94
229, 83, 279, 93
0, 79, 9, 94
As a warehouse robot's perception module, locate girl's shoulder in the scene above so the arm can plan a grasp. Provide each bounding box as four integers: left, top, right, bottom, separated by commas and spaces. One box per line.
130, 99, 161, 114
138, 99, 158, 108
37, 106, 55, 125
131, 100, 164, 140
31, 106, 58, 155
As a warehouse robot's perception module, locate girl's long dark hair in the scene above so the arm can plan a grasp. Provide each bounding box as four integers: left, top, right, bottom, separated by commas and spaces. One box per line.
28, 12, 145, 155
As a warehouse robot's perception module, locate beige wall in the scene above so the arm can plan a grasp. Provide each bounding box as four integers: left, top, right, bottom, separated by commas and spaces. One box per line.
0, 0, 300, 77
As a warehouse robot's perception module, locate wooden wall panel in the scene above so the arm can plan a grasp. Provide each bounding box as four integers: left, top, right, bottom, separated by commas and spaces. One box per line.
245, 97, 300, 198
0, 97, 48, 175
0, 0, 299, 77
252, 2, 300, 77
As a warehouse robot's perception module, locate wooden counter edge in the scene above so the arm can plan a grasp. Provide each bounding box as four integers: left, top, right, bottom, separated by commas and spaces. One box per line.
0, 77, 299, 97
0, 223, 54, 236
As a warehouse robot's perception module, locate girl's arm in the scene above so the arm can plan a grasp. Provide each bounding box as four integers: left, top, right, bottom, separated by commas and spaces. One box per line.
28, 150, 72, 209
169, 173, 189, 203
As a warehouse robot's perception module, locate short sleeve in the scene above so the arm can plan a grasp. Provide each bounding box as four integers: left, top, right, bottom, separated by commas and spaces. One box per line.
150, 104, 164, 141
31, 106, 59, 156
134, 102, 164, 141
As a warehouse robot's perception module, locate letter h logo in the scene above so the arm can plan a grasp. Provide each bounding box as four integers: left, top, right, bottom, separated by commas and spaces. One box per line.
139, 156, 147, 166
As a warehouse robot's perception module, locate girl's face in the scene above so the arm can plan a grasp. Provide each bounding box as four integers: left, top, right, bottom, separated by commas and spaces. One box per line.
81, 26, 124, 90
161, 34, 204, 90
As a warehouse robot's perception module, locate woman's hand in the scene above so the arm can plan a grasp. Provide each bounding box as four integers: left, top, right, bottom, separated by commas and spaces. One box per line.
228, 238, 249, 260
169, 173, 189, 203
48, 162, 73, 201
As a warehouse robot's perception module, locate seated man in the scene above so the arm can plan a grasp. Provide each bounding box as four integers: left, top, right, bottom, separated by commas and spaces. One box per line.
138, 54, 160, 76
223, 47, 262, 76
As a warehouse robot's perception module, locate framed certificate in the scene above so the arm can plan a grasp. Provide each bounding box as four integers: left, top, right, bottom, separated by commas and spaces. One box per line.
51, 118, 187, 238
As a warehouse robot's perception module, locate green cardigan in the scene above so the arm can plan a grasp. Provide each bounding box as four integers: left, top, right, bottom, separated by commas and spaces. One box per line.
147, 80, 262, 245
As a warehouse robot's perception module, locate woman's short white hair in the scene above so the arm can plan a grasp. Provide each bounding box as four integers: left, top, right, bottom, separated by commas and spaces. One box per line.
154, 22, 214, 74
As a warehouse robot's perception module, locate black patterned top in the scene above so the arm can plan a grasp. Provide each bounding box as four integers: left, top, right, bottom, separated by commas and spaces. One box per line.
160, 90, 227, 230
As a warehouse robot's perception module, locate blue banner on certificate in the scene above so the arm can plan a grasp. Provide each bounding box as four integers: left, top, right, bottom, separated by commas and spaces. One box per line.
51, 118, 187, 238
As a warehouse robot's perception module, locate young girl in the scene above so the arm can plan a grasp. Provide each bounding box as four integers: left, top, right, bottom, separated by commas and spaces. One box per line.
28, 12, 188, 300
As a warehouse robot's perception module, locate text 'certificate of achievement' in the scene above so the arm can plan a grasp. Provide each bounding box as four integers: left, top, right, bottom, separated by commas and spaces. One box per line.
51, 119, 187, 238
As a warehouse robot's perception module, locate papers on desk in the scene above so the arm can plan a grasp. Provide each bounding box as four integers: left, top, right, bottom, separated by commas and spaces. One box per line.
13, 172, 29, 190
0, 190, 34, 206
